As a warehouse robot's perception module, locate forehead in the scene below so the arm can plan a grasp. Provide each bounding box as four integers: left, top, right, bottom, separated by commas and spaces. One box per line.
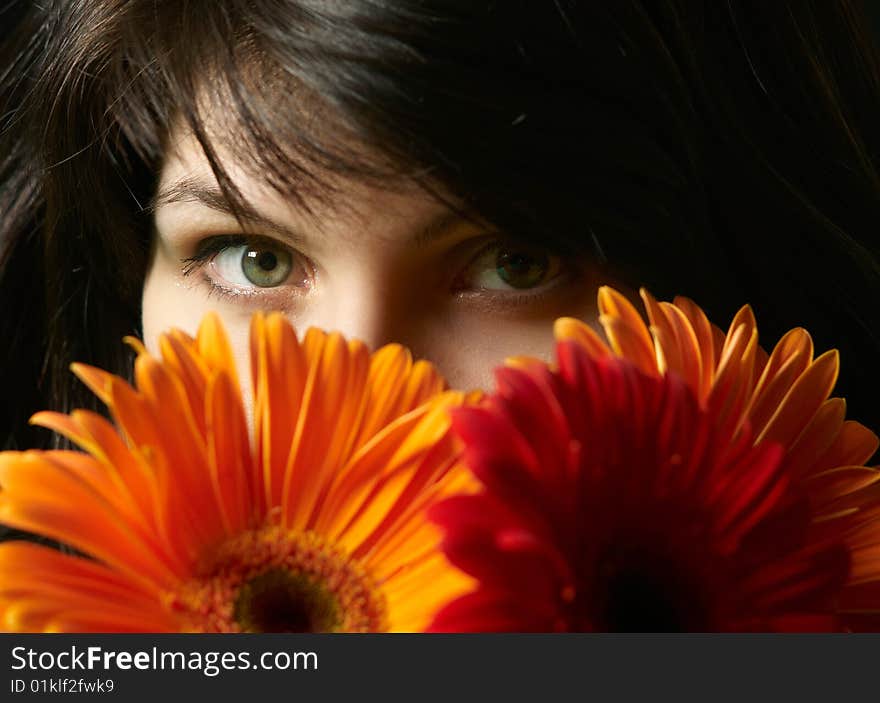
156, 122, 459, 246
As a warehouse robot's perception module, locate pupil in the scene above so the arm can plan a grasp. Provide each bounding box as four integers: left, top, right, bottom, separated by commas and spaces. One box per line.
241, 245, 292, 287
506, 254, 530, 273
496, 248, 549, 289
256, 250, 277, 271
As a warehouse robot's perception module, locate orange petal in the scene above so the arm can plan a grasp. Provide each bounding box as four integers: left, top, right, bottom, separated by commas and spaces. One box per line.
283, 332, 371, 531
318, 393, 462, 538
504, 356, 551, 374
802, 467, 880, 514
746, 328, 813, 433
651, 297, 703, 397
30, 410, 162, 534
158, 332, 211, 437
641, 290, 675, 374
251, 313, 308, 511
354, 344, 418, 445
195, 311, 239, 388
810, 421, 880, 474
0, 548, 171, 632
122, 335, 148, 356
0, 453, 180, 588
724, 305, 758, 350
597, 287, 657, 373
599, 316, 659, 376
70, 363, 115, 406
757, 350, 839, 450
345, 439, 459, 561
205, 370, 254, 534
43, 608, 177, 633
672, 295, 716, 395
0, 542, 157, 602
396, 358, 448, 415
2, 598, 70, 632
706, 323, 758, 430
552, 318, 611, 359
783, 398, 847, 479
131, 354, 225, 548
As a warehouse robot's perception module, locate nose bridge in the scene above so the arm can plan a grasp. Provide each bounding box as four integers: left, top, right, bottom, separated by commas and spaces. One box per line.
330, 292, 391, 351
303, 270, 401, 351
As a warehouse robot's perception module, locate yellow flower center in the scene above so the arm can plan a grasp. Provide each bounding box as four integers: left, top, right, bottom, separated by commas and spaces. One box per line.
169, 526, 387, 632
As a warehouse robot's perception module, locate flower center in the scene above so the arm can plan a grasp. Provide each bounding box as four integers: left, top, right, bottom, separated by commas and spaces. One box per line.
600, 564, 695, 632
233, 569, 340, 633
589, 543, 713, 632
169, 526, 387, 632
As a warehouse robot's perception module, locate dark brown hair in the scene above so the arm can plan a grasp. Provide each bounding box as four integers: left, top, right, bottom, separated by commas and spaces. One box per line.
2, 0, 880, 458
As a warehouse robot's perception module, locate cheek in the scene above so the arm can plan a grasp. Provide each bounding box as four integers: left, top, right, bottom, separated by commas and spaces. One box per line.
141, 255, 203, 352
409, 280, 606, 392
412, 315, 559, 391
141, 252, 256, 423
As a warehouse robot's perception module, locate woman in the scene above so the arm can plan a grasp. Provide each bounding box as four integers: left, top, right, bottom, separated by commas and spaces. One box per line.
2, 0, 879, 461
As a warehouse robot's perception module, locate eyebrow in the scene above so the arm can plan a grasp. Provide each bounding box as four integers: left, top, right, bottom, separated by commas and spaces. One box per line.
151, 177, 472, 250
150, 178, 306, 246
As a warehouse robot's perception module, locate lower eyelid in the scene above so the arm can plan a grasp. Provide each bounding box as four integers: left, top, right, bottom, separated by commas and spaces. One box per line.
178, 244, 309, 311
455, 268, 577, 310
196, 270, 302, 314
207, 258, 312, 292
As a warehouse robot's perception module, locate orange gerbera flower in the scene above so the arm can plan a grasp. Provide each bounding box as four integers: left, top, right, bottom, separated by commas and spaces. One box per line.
0, 313, 475, 632
554, 287, 880, 627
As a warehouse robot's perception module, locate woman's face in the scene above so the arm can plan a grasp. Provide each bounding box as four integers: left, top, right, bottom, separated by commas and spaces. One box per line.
143, 129, 615, 397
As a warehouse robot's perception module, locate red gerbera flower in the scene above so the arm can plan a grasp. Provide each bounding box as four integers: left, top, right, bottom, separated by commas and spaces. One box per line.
428, 341, 852, 632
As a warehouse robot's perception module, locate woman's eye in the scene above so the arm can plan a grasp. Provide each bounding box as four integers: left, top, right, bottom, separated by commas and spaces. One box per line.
462, 243, 562, 291
213, 241, 295, 288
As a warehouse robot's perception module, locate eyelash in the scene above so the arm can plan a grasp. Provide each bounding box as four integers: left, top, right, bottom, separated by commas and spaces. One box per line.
181, 234, 250, 277
180, 234, 575, 309
451, 240, 575, 308
180, 234, 305, 309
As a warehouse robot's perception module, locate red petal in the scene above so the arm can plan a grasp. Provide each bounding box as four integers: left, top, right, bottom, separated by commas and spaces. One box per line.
427, 589, 560, 632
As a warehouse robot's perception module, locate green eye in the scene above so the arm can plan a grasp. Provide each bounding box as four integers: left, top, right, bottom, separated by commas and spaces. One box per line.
200, 237, 306, 292
240, 245, 293, 287
461, 242, 562, 293
495, 248, 551, 289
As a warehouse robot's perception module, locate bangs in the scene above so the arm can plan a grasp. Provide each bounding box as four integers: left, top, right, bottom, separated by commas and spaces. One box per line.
107, 1, 438, 217
29, 0, 677, 255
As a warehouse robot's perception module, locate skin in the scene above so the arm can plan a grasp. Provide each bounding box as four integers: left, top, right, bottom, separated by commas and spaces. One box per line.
143, 127, 619, 402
